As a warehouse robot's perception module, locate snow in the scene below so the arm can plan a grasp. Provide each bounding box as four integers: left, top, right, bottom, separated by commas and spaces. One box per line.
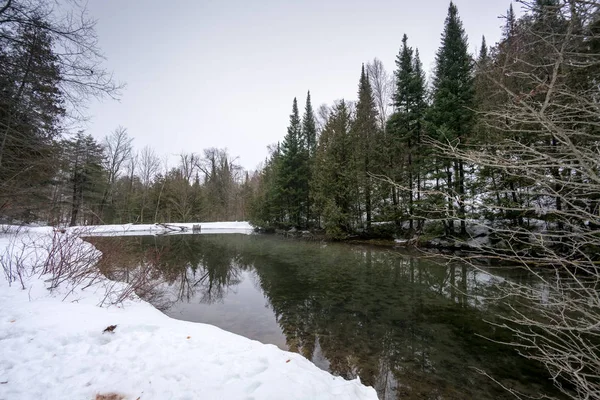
67, 221, 255, 236
0, 225, 376, 400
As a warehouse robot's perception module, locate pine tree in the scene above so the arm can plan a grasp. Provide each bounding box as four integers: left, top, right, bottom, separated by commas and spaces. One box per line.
278, 98, 307, 228
389, 35, 428, 232
428, 1, 475, 235
503, 3, 516, 38
411, 49, 428, 229
393, 34, 414, 114
301, 91, 317, 227
63, 132, 105, 226
302, 91, 317, 158
312, 101, 355, 238
478, 36, 488, 63
0, 21, 64, 220
352, 65, 380, 231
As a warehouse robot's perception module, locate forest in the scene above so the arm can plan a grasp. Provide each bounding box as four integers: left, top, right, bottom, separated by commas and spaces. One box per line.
0, 0, 253, 226
1, 0, 599, 398
249, 0, 600, 244
2, 0, 597, 245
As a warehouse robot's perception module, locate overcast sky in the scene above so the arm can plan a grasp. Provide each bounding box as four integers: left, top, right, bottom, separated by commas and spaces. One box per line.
85, 0, 519, 171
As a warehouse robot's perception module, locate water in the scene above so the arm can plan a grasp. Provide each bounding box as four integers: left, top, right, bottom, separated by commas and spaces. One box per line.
89, 233, 563, 400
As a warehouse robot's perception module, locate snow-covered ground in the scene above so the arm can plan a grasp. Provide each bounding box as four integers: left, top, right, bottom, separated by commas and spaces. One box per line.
0, 225, 377, 400
69, 221, 255, 236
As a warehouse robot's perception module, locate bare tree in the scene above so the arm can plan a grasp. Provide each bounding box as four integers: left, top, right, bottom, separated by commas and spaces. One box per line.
153, 155, 170, 223
315, 103, 331, 133
367, 58, 393, 131
0, 0, 123, 116
199, 148, 243, 221
103, 127, 132, 185
99, 126, 132, 219
139, 146, 160, 188
138, 146, 160, 222
166, 152, 201, 222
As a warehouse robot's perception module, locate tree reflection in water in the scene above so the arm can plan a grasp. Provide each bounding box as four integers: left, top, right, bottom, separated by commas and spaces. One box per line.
89, 234, 565, 400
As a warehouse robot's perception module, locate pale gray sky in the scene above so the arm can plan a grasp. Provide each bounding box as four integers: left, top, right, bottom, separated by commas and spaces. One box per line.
85, 0, 518, 171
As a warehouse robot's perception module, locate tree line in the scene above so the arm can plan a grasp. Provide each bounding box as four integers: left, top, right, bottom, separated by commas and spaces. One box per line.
249, 0, 600, 244
0, 0, 255, 225
249, 1, 477, 237
248, 1, 600, 398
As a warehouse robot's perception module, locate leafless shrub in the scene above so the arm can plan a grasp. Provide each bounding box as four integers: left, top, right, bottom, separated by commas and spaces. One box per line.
0, 233, 33, 289
39, 229, 102, 295
91, 236, 171, 308
98, 262, 168, 308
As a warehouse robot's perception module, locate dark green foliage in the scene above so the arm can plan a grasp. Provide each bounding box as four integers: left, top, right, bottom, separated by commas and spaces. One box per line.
61, 132, 105, 226
312, 101, 356, 238
301, 91, 317, 226
478, 36, 488, 64
352, 65, 380, 231
428, 1, 475, 235
302, 91, 317, 158
388, 35, 428, 232
0, 22, 64, 220
278, 98, 309, 228
429, 2, 475, 145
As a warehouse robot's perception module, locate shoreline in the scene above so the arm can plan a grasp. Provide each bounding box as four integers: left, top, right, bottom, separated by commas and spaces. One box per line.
0, 224, 378, 400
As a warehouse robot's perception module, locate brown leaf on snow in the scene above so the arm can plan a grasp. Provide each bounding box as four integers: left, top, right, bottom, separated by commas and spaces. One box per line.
102, 325, 117, 334
286, 359, 291, 363
95, 393, 125, 400
186, 336, 191, 339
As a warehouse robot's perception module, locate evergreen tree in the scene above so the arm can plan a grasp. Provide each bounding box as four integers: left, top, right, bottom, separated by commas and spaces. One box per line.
428, 1, 475, 235
301, 91, 317, 226
478, 36, 488, 63
389, 35, 428, 231
278, 98, 307, 228
352, 65, 380, 231
503, 3, 516, 38
0, 21, 64, 221
312, 101, 356, 238
301, 91, 317, 158
63, 132, 105, 226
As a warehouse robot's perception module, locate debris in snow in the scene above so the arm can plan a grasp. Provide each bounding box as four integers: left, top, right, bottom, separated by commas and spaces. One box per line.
95, 394, 125, 400
103, 324, 117, 334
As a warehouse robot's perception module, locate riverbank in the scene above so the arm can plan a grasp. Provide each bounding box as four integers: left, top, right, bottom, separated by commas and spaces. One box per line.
0, 225, 377, 400
261, 220, 493, 252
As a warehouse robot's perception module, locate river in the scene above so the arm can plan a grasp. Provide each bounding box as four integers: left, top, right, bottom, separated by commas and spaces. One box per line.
88, 233, 563, 400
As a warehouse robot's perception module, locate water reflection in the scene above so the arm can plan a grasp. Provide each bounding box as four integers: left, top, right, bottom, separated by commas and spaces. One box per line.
89, 234, 562, 400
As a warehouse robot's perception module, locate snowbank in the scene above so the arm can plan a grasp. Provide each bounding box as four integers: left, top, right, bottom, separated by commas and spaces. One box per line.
0, 227, 376, 400
67, 221, 254, 236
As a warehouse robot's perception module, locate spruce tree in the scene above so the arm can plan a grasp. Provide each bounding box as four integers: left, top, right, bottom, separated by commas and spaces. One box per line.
478, 36, 488, 63
429, 1, 475, 235
301, 91, 317, 226
352, 65, 379, 231
393, 34, 414, 114
278, 98, 307, 228
411, 49, 427, 229
0, 22, 64, 221
389, 35, 428, 231
63, 132, 105, 226
301, 91, 317, 158
503, 3, 516, 38
312, 101, 355, 238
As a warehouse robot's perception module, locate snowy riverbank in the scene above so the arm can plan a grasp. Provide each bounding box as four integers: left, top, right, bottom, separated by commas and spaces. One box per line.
0, 225, 377, 400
